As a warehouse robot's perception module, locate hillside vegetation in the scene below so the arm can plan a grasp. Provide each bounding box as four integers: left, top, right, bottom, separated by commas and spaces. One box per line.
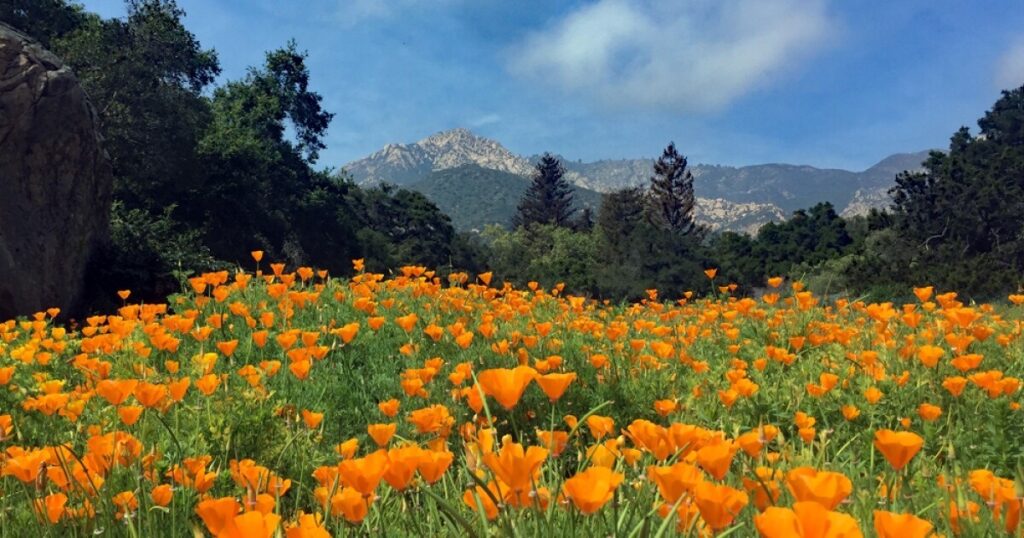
410, 164, 602, 231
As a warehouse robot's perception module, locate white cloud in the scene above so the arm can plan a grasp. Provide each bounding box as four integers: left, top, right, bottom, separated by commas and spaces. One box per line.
995, 38, 1024, 90
508, 0, 834, 112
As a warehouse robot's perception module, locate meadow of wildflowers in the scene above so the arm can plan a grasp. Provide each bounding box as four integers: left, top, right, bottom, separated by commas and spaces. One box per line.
1, 254, 1023, 537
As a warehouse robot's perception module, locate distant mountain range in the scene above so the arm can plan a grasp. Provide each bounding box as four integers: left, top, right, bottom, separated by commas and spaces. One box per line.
343, 128, 930, 233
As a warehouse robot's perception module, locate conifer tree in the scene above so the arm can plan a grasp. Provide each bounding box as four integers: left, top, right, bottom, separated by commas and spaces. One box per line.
646, 142, 696, 234
597, 186, 645, 258
513, 153, 575, 228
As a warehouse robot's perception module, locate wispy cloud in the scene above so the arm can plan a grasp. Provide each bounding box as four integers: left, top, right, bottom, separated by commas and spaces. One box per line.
468, 113, 501, 128
508, 0, 834, 112
995, 37, 1024, 89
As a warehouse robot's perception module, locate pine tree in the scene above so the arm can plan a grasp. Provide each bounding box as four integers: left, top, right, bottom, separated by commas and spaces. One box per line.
513, 153, 575, 228
573, 206, 595, 232
646, 142, 696, 234
597, 187, 645, 258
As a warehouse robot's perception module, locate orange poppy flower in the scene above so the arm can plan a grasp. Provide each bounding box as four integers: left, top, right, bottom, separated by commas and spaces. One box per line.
289, 360, 311, 380
916, 403, 942, 422
196, 497, 241, 536
653, 399, 678, 417
96, 379, 138, 406
118, 405, 143, 426
378, 399, 400, 417
536, 429, 569, 456
336, 438, 359, 459
873, 510, 933, 538
696, 439, 739, 480
482, 441, 547, 495
395, 313, 419, 333
1, 449, 49, 483
339, 449, 389, 497
917, 345, 945, 368
286, 514, 330, 538
417, 449, 454, 484
648, 461, 704, 504
455, 331, 475, 349
407, 404, 454, 436
151, 484, 173, 507
586, 415, 616, 440
302, 409, 324, 429
693, 481, 748, 531
477, 366, 537, 410
333, 487, 374, 523
873, 430, 923, 471
754, 501, 863, 538
562, 466, 624, 515
536, 372, 576, 402
743, 466, 782, 511
40, 492, 67, 524
168, 377, 190, 401
133, 382, 167, 409
624, 419, 673, 460
913, 286, 933, 302
383, 445, 424, 490
196, 374, 221, 396
368, 423, 397, 447
463, 482, 502, 520
942, 376, 968, 397
785, 467, 853, 510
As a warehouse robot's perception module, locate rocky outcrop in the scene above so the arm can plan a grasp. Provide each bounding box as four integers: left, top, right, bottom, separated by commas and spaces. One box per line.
346, 128, 534, 186
0, 23, 112, 319
695, 198, 786, 235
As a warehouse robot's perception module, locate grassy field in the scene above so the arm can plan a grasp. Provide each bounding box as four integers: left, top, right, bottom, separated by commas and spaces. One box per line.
1, 257, 1022, 536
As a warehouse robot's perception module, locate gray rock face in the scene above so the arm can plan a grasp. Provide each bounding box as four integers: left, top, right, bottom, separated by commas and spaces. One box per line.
0, 23, 112, 319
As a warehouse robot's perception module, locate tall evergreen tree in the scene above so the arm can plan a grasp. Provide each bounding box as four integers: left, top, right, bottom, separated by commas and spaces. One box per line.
597, 187, 646, 259
574, 206, 595, 232
870, 85, 1024, 296
513, 153, 575, 228
646, 142, 696, 234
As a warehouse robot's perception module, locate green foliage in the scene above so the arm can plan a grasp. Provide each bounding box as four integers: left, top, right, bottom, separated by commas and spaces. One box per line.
881, 85, 1024, 298
646, 142, 696, 234
513, 154, 576, 228
356, 184, 457, 272
482, 224, 599, 293
410, 164, 602, 232
0, 0, 85, 48
8, 0, 478, 312
54, 0, 220, 212
86, 201, 221, 307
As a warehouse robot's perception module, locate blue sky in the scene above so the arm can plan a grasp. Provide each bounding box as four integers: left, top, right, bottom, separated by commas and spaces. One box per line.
81, 0, 1024, 171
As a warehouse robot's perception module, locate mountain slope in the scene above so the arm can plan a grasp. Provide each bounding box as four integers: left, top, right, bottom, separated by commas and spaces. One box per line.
344, 128, 932, 232
410, 164, 785, 234
346, 128, 532, 186
409, 164, 601, 231
840, 151, 931, 216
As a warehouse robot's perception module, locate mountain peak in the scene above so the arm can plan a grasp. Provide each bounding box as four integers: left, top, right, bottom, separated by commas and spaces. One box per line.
417, 127, 495, 150
343, 130, 930, 231
345, 127, 534, 185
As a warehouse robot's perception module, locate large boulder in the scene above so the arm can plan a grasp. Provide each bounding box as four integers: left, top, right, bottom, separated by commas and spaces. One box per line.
0, 23, 112, 320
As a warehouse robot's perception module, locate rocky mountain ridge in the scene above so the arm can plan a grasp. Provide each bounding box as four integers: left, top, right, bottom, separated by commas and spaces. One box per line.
343, 128, 930, 233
